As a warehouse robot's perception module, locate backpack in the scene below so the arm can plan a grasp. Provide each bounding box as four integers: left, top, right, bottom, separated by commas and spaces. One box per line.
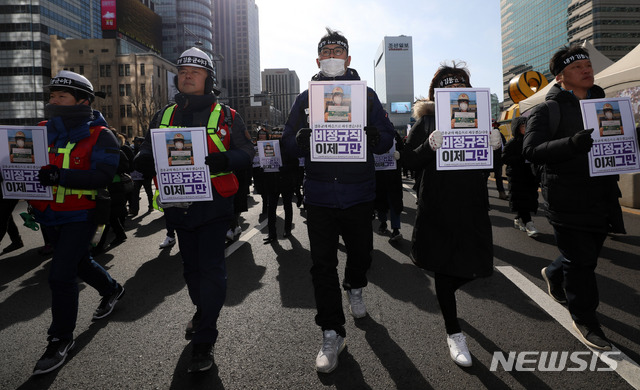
531, 99, 560, 181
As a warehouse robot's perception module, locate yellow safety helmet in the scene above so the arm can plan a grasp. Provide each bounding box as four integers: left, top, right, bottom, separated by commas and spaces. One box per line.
458, 93, 470, 102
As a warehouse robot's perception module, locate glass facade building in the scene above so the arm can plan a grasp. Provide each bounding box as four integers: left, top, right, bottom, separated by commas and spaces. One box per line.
501, 0, 570, 106
0, 0, 102, 125
155, 0, 214, 63
214, 0, 260, 116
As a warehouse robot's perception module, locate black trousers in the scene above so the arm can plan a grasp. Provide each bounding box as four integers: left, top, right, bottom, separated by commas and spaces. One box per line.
0, 198, 21, 245
266, 189, 293, 237
306, 201, 373, 337
546, 226, 606, 328
435, 273, 472, 335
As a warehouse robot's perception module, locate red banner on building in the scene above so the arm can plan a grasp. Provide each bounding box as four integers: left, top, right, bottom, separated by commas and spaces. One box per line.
101, 0, 116, 31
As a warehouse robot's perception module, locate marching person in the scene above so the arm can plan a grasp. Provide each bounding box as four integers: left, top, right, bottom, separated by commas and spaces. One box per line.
281, 28, 395, 374
134, 47, 254, 372
523, 44, 625, 351
502, 116, 540, 237
395, 62, 503, 367
30, 70, 125, 375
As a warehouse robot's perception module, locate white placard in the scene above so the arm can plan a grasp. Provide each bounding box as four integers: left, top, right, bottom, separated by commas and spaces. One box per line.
150, 127, 213, 202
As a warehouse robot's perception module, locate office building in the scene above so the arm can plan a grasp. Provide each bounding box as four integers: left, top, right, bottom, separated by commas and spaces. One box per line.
373, 36, 414, 133
213, 0, 261, 121
261, 68, 300, 121
0, 0, 103, 125
500, 0, 640, 106
50, 35, 176, 138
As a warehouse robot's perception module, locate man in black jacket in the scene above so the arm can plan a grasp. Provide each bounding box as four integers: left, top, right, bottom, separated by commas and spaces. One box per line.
523, 44, 625, 351
134, 47, 254, 372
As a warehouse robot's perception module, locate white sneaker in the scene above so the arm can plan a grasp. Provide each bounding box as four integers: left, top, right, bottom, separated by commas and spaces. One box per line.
513, 218, 526, 231
233, 226, 242, 237
447, 332, 472, 367
315, 330, 346, 373
346, 288, 367, 318
226, 229, 234, 241
525, 221, 540, 237
159, 236, 176, 248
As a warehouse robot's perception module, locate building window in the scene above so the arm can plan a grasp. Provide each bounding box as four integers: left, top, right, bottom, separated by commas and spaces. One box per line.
120, 105, 126, 117
79, 65, 84, 75
126, 84, 132, 96
121, 125, 127, 133
79, 50, 83, 54
119, 84, 125, 96
140, 63, 145, 76
100, 65, 111, 77
125, 64, 131, 76
126, 105, 132, 117
140, 83, 146, 96
119, 64, 124, 77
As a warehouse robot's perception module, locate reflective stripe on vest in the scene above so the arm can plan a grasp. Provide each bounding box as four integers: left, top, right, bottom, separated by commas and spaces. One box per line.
48, 142, 98, 203
159, 104, 232, 178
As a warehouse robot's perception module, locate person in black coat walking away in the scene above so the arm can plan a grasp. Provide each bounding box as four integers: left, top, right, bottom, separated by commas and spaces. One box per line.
262, 138, 297, 244
395, 61, 503, 368
375, 131, 404, 242
502, 116, 540, 237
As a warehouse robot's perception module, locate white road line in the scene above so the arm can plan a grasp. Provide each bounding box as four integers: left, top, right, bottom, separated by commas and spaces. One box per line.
225, 209, 284, 256
497, 265, 640, 389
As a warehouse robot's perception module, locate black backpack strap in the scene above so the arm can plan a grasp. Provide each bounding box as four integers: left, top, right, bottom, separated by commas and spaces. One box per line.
544, 100, 561, 139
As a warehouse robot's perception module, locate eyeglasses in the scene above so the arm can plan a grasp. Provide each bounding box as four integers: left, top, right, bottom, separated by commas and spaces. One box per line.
319, 47, 346, 57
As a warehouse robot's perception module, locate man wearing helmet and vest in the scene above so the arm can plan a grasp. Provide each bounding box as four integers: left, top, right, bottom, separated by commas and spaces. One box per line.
168, 132, 194, 166
29, 70, 125, 375
9, 131, 34, 163
134, 47, 254, 373
324, 86, 351, 122
281, 28, 395, 374
450, 93, 478, 128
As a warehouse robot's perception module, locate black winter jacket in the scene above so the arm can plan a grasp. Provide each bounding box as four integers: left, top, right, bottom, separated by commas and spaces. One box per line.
523, 84, 625, 233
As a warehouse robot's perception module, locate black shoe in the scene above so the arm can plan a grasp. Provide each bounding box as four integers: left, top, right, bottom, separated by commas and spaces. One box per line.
2, 240, 24, 254
377, 222, 387, 234
93, 283, 125, 320
263, 235, 276, 244
572, 321, 612, 351
541, 267, 567, 304
188, 343, 214, 373
388, 229, 402, 243
185, 310, 201, 340
109, 236, 127, 248
283, 231, 292, 238
32, 338, 75, 375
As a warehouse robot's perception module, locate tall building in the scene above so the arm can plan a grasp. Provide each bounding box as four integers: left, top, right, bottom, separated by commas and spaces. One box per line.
373, 36, 414, 132
501, 0, 570, 106
0, 0, 103, 125
50, 35, 176, 138
500, 0, 640, 106
261, 68, 300, 121
213, 0, 261, 120
567, 0, 640, 61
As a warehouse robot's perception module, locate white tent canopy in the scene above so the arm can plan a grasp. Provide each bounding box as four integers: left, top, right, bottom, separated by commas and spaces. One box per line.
594, 41, 640, 95
518, 40, 615, 114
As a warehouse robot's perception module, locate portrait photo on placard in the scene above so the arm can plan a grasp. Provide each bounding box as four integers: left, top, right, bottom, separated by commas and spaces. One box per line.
597, 101, 624, 137
450, 91, 478, 129
166, 131, 194, 166
8, 129, 35, 164
324, 84, 352, 122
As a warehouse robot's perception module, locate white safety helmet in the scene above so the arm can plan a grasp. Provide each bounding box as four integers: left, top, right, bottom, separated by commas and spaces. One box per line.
176, 47, 214, 72
49, 70, 95, 99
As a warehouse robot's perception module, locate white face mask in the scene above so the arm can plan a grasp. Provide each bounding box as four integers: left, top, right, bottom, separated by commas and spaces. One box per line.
459, 102, 469, 111
319, 58, 346, 77
175, 141, 184, 149
17, 139, 25, 148
605, 111, 613, 119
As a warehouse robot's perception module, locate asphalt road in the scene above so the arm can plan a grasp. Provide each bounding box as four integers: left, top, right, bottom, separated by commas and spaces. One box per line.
1, 178, 638, 390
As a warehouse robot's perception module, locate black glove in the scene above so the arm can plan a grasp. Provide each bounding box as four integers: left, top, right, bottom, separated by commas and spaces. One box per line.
205, 152, 229, 174
364, 126, 380, 147
134, 154, 156, 177
569, 128, 594, 153
38, 164, 60, 186
295, 128, 311, 152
